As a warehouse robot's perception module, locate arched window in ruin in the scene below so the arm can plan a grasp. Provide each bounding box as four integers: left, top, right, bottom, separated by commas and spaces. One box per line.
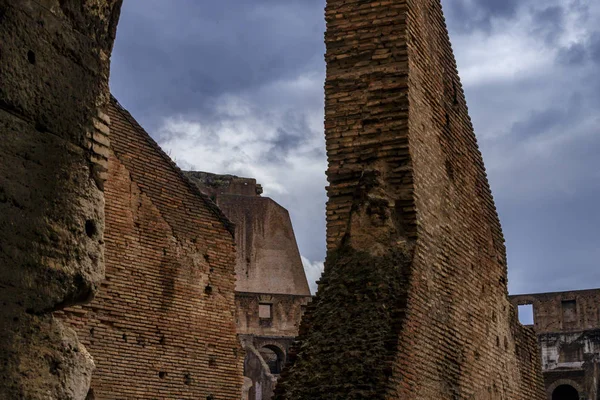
259, 345, 285, 375
552, 384, 579, 400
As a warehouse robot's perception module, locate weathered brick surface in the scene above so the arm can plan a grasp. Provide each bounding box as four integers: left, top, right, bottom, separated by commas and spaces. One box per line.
275, 0, 544, 399
0, 1, 121, 398
56, 98, 243, 399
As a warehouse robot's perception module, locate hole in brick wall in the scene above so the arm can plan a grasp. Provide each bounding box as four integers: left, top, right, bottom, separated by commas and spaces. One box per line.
445, 112, 450, 128
122, 333, 127, 342
208, 355, 217, 367
159, 335, 165, 345
27, 50, 36, 64
496, 336, 500, 347
452, 81, 458, 105
34, 121, 48, 133
504, 336, 508, 350
207, 395, 214, 400
445, 160, 455, 181
159, 371, 167, 379
184, 373, 192, 385
163, 248, 167, 256
518, 304, 534, 325
204, 253, 210, 262
204, 285, 212, 295
90, 327, 94, 337
85, 220, 97, 238
209, 268, 214, 273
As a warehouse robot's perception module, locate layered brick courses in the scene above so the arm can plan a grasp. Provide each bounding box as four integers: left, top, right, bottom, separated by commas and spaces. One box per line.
275, 0, 544, 399
56, 98, 243, 399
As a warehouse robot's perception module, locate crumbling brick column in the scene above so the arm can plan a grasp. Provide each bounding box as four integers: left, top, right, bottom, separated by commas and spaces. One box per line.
0, 1, 122, 398
274, 0, 545, 399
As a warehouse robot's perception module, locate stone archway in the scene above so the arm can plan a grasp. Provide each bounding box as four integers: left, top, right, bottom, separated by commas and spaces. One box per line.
548, 379, 584, 400
259, 344, 286, 375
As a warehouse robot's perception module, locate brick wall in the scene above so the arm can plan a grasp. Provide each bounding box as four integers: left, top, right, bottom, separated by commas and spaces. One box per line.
56, 98, 243, 399
275, 0, 544, 398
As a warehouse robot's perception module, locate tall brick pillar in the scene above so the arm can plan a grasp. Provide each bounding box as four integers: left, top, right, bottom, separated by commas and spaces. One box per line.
274, 0, 545, 399
0, 1, 122, 398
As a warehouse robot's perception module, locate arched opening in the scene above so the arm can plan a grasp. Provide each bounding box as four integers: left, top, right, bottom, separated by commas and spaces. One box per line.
552, 384, 579, 400
259, 345, 285, 375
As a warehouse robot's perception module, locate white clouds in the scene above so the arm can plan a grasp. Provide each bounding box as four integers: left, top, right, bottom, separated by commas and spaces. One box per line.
158, 72, 328, 267
449, 0, 600, 205
301, 256, 324, 295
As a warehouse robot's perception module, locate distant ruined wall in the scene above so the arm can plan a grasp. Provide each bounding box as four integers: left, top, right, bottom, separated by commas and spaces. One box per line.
187, 173, 311, 296
57, 99, 243, 399
0, 1, 121, 399
236, 292, 310, 337
511, 289, 600, 333
510, 289, 600, 399
218, 196, 311, 296
275, 0, 544, 399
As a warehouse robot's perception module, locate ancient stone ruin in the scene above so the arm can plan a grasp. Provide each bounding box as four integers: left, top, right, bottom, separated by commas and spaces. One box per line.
511, 288, 600, 399
1, 0, 547, 399
186, 172, 313, 400
274, 0, 545, 398
55, 98, 243, 399
0, 1, 122, 398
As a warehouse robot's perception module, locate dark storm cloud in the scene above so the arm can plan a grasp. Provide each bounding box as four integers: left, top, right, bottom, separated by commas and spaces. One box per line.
442, 0, 520, 33
589, 32, 600, 63
530, 6, 564, 45
110, 0, 325, 130
508, 93, 583, 141
557, 43, 587, 66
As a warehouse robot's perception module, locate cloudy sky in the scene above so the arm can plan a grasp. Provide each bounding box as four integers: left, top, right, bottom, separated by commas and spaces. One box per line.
109, 0, 600, 299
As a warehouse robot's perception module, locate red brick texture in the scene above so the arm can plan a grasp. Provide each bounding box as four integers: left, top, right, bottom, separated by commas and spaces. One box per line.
56, 98, 243, 399
275, 0, 545, 399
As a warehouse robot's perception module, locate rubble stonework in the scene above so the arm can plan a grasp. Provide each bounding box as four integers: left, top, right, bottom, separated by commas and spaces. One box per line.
56, 98, 243, 399
510, 289, 600, 399
274, 0, 545, 399
0, 1, 122, 398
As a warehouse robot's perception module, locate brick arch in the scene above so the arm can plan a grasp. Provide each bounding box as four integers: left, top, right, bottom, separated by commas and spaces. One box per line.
547, 379, 584, 399
256, 340, 287, 362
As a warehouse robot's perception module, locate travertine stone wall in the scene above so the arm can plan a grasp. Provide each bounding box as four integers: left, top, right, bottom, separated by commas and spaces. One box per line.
236, 292, 310, 337
186, 173, 311, 296
56, 99, 243, 399
275, 0, 544, 399
0, 1, 121, 398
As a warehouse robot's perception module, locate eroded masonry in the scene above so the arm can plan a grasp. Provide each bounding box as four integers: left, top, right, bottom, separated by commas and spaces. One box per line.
55, 98, 244, 399
2, 0, 549, 399
186, 172, 312, 400
511, 288, 600, 400
275, 0, 545, 399
0, 1, 122, 398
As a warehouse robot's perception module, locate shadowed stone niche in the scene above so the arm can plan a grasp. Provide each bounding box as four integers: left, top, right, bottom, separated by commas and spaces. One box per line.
0, 1, 122, 398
